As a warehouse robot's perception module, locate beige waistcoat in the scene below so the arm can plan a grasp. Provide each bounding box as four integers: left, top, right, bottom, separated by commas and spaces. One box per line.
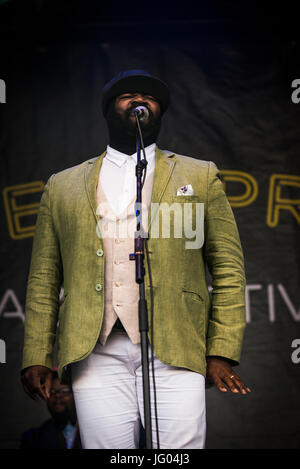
96, 169, 155, 345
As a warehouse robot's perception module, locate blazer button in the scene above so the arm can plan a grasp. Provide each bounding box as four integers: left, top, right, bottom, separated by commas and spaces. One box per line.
95, 284, 102, 292
97, 249, 104, 257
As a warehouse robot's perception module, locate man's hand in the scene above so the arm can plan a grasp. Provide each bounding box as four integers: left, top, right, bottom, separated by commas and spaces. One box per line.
21, 365, 53, 401
206, 356, 251, 394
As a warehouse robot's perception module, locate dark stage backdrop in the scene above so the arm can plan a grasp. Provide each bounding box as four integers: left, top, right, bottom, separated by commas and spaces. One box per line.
0, 33, 300, 449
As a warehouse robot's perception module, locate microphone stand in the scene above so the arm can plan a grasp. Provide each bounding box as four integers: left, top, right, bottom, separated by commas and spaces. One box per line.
129, 112, 152, 449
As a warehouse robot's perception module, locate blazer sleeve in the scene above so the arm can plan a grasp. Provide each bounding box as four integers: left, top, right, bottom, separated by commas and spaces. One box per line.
204, 161, 246, 365
21, 174, 62, 371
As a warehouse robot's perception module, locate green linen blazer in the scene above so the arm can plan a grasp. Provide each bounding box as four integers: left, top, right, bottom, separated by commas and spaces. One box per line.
21, 147, 246, 383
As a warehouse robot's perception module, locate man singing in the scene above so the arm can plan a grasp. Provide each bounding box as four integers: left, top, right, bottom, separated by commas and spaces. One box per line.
21, 70, 250, 449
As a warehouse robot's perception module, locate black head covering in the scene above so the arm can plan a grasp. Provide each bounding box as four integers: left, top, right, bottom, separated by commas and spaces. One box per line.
102, 69, 170, 116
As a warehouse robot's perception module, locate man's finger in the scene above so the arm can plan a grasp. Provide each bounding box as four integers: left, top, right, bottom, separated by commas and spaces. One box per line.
26, 371, 47, 400
223, 375, 239, 393
35, 380, 48, 400
38, 387, 48, 400
43, 372, 52, 400
231, 375, 251, 394
214, 377, 228, 392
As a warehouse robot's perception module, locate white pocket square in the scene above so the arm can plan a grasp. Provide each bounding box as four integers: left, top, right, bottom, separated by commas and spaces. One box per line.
177, 184, 194, 196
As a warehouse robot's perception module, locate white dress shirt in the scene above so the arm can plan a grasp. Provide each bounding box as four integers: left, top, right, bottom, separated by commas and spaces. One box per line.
99, 143, 156, 216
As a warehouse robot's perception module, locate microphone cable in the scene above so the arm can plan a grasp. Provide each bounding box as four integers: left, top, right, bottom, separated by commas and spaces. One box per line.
134, 111, 160, 449
145, 232, 160, 449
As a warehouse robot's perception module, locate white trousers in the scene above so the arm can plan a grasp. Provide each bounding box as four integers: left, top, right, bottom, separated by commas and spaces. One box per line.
71, 329, 206, 449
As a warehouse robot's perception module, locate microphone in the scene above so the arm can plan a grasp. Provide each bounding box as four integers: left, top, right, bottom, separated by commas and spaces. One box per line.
133, 106, 149, 120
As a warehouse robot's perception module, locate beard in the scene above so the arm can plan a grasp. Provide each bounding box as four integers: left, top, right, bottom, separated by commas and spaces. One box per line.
105, 99, 162, 155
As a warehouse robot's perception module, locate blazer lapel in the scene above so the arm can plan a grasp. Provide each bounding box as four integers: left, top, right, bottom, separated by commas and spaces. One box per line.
148, 147, 176, 233
84, 150, 106, 223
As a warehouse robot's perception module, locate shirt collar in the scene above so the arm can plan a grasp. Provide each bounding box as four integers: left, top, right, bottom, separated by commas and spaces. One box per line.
105, 143, 156, 168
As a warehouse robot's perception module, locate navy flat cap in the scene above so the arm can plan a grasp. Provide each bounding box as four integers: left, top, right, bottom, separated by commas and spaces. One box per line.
102, 69, 170, 116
